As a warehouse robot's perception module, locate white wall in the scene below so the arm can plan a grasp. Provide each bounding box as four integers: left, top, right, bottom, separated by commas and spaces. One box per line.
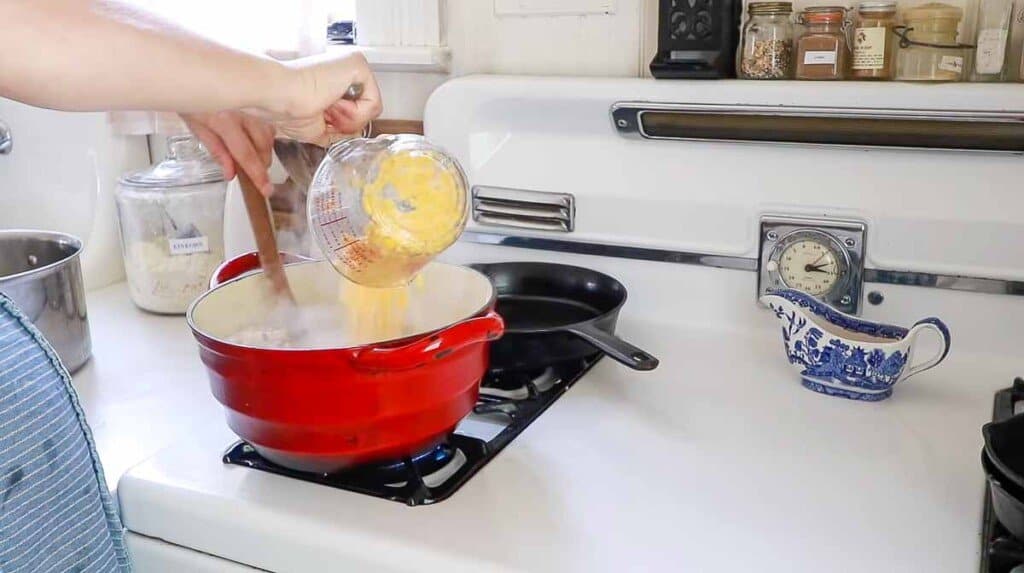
447, 0, 649, 77
379, 0, 655, 120
0, 100, 150, 290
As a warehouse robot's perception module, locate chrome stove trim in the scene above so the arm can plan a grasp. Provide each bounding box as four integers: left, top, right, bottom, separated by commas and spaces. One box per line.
863, 269, 1024, 296
460, 231, 1024, 297
610, 102, 1024, 153
464, 231, 757, 272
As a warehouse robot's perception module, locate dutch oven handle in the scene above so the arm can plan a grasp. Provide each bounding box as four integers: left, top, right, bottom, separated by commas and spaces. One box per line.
210, 251, 313, 288
351, 311, 505, 372
565, 323, 660, 371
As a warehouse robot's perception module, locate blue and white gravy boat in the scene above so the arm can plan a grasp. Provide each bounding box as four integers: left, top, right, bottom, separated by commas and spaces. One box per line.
761, 289, 951, 402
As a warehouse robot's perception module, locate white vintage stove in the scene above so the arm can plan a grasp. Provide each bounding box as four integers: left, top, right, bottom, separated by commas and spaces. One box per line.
118, 77, 1024, 572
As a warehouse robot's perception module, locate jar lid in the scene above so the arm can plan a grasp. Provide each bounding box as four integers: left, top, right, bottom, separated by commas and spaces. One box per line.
748, 1, 793, 14
801, 5, 846, 22
858, 1, 897, 12
120, 135, 225, 188
903, 2, 963, 22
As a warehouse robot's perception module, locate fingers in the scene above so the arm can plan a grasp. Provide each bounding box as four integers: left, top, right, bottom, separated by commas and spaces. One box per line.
189, 111, 275, 197
241, 114, 275, 169
324, 101, 362, 134
276, 115, 334, 147
340, 54, 384, 130
282, 52, 384, 137
181, 114, 236, 181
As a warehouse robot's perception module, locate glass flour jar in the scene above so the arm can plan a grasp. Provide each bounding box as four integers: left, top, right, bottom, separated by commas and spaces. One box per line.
116, 135, 227, 314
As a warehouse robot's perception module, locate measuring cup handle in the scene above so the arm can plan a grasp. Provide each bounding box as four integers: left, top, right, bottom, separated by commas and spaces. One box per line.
209, 251, 312, 289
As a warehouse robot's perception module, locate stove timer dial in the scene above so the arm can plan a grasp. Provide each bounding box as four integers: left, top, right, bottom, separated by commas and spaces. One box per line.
775, 236, 844, 296
759, 217, 866, 315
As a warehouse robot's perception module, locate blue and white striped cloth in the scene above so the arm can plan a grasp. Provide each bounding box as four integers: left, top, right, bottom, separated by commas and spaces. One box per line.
0, 293, 130, 572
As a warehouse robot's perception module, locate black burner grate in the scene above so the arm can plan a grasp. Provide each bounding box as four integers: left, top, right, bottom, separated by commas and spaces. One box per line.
224, 355, 602, 506
982, 377, 1024, 573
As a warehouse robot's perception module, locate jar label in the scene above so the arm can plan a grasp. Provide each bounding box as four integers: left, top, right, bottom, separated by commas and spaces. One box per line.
803, 50, 838, 65
976, 29, 1009, 74
168, 235, 210, 256
852, 27, 886, 70
938, 55, 965, 74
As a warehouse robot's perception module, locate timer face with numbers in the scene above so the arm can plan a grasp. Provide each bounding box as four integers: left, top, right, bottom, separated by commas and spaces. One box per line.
759, 217, 865, 315
779, 239, 842, 296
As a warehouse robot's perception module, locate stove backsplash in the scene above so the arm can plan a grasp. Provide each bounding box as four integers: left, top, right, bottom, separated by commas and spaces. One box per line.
427, 78, 1024, 283
428, 77, 1024, 355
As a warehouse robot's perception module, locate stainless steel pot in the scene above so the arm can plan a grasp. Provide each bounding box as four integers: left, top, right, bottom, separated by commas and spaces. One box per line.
0, 230, 91, 372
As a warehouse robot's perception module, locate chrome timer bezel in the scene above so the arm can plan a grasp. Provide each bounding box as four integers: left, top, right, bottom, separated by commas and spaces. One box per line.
758, 216, 867, 315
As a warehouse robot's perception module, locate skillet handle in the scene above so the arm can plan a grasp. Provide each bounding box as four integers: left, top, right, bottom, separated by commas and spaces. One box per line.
351, 312, 505, 372
566, 323, 659, 371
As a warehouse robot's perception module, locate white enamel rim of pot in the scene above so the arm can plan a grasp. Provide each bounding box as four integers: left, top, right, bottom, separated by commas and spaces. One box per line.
187, 259, 496, 352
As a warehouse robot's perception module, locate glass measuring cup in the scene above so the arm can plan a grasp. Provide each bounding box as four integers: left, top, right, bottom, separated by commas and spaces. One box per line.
307, 134, 469, 288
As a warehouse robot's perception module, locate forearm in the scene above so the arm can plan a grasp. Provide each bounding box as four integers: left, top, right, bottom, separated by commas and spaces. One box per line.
0, 0, 293, 114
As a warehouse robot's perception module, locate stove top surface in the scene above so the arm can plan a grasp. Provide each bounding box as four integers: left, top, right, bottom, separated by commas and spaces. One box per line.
118, 318, 1015, 573
223, 356, 602, 506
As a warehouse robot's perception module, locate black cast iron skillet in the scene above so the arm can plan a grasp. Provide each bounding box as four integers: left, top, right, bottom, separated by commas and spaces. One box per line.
984, 414, 1024, 493
470, 262, 659, 373
982, 447, 1024, 541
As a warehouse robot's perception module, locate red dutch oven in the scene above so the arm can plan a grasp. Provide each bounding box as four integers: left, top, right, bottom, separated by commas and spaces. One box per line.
187, 252, 503, 474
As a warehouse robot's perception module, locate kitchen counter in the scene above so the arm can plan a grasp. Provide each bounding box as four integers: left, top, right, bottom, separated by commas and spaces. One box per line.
96, 267, 1019, 572
73, 283, 225, 492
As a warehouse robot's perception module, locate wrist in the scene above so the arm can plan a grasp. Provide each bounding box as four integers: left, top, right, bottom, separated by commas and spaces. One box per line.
258, 58, 303, 119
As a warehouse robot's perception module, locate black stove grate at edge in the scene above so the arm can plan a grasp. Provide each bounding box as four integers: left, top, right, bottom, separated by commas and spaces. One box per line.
223, 355, 603, 506
981, 377, 1024, 573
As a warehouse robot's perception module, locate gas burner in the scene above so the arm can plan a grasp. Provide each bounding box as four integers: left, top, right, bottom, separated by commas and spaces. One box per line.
223, 355, 603, 506
475, 366, 571, 416
481, 367, 562, 396
348, 443, 459, 485
224, 437, 482, 506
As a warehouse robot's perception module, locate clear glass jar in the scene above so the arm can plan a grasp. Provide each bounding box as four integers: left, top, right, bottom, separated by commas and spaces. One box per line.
116, 135, 227, 314
851, 2, 898, 79
796, 6, 850, 80
308, 134, 469, 288
972, 0, 1014, 81
738, 2, 796, 79
895, 2, 968, 81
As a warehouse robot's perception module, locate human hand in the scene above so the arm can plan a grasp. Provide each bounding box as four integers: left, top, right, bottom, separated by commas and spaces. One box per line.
265, 51, 383, 146
182, 52, 383, 197
182, 111, 277, 197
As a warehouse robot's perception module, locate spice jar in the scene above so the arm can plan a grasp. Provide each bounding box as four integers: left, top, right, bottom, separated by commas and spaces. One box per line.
116, 135, 227, 314
796, 6, 850, 80
972, 0, 1014, 81
738, 2, 796, 79
851, 1, 898, 79
895, 3, 968, 81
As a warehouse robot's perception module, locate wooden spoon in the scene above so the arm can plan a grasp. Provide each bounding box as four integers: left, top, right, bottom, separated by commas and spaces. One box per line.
237, 170, 295, 302
236, 83, 365, 301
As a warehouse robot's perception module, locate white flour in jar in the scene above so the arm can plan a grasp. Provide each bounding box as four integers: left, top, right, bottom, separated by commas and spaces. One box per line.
125, 240, 222, 314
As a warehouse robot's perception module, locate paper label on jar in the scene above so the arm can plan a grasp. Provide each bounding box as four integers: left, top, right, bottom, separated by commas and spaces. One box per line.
803, 50, 838, 65
852, 27, 886, 70
168, 235, 210, 256
975, 29, 1009, 74
938, 55, 965, 74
